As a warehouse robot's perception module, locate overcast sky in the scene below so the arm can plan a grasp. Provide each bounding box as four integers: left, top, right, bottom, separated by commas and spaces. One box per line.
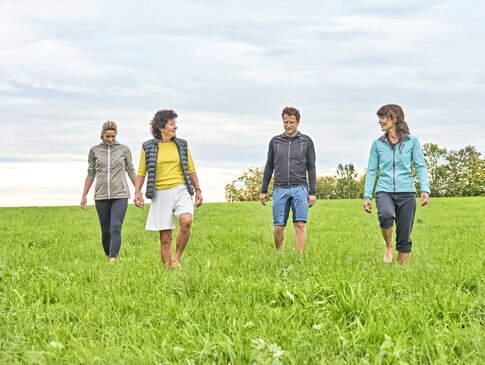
1, 0, 484, 206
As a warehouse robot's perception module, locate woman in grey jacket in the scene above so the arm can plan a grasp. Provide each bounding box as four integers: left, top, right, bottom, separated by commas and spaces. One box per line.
81, 121, 136, 263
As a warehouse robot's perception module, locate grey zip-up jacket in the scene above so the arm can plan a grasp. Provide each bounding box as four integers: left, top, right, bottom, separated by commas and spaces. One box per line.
87, 141, 136, 200
261, 132, 317, 195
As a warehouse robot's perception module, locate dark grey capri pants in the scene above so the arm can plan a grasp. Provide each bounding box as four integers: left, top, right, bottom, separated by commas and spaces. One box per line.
375, 192, 416, 252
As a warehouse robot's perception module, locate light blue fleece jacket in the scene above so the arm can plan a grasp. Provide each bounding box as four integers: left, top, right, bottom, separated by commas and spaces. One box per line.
364, 134, 430, 199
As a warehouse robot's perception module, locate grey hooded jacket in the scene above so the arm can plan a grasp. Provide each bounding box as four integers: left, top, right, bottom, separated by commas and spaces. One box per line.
261, 132, 317, 195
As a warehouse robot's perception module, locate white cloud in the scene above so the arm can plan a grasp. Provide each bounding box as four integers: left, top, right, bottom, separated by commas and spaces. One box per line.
0, 81, 18, 92
1, 0, 484, 206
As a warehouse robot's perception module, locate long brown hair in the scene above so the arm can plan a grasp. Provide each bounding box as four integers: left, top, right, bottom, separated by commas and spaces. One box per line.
376, 104, 409, 138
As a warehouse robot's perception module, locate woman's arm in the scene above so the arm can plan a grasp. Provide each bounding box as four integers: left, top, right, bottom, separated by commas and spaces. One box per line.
134, 175, 145, 208
124, 147, 137, 186
81, 149, 96, 210
412, 138, 430, 206
81, 178, 93, 210
363, 141, 379, 200
189, 171, 203, 207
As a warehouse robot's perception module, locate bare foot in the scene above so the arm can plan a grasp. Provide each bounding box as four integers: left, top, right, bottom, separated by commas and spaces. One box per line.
172, 260, 181, 268
383, 247, 393, 263
397, 252, 410, 266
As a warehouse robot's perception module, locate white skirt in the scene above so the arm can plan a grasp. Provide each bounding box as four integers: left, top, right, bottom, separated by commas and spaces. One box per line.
145, 184, 194, 231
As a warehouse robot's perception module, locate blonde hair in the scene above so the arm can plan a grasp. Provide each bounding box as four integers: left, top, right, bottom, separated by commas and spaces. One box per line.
100, 120, 118, 139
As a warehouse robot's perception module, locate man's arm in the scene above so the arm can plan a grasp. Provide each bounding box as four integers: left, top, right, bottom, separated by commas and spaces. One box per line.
261, 139, 275, 194
260, 139, 274, 205
307, 137, 317, 196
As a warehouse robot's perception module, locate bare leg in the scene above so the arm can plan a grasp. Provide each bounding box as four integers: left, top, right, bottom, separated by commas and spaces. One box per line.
273, 225, 285, 251
397, 251, 410, 266
380, 227, 393, 263
173, 213, 192, 267
159, 229, 173, 267
293, 221, 307, 253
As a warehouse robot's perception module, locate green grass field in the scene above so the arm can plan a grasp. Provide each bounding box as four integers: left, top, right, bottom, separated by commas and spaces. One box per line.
1, 197, 485, 364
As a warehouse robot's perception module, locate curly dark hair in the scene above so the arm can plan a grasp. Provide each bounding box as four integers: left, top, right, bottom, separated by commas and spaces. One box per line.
281, 106, 300, 122
150, 109, 178, 139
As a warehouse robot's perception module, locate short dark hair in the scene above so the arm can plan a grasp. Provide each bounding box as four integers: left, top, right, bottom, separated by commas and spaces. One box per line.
281, 106, 300, 122
150, 109, 178, 139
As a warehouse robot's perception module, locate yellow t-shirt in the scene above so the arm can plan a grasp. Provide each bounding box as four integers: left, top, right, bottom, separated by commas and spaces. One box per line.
138, 142, 196, 190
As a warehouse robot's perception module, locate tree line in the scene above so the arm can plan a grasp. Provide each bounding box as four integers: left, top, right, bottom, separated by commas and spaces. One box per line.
224, 143, 485, 201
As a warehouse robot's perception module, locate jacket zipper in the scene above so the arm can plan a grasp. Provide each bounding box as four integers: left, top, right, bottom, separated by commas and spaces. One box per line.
107, 145, 111, 199
382, 138, 397, 193
288, 140, 292, 184
392, 144, 396, 193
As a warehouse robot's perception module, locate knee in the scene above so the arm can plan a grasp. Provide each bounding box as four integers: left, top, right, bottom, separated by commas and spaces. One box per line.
179, 215, 192, 231
378, 211, 394, 228
160, 230, 172, 246
274, 226, 285, 234
294, 221, 306, 231
111, 222, 122, 233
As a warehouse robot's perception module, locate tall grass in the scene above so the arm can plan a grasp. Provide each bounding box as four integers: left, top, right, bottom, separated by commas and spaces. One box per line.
1, 197, 484, 364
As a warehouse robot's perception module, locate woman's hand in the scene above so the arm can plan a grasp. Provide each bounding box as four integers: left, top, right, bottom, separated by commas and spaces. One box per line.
134, 192, 144, 209
195, 190, 203, 207
80, 196, 88, 211
420, 192, 429, 206
363, 198, 372, 213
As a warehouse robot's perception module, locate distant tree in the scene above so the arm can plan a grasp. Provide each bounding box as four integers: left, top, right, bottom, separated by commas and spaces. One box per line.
445, 145, 485, 196
421, 143, 485, 197
357, 172, 366, 199
334, 163, 360, 199
316, 176, 336, 199
224, 167, 272, 202
422, 143, 449, 196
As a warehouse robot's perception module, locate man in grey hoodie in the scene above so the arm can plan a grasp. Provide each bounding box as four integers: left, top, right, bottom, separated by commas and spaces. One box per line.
260, 106, 317, 252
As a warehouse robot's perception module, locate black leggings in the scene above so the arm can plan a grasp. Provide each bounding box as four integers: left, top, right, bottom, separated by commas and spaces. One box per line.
95, 198, 128, 258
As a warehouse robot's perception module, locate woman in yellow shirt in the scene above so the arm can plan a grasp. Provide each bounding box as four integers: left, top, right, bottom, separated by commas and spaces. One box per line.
134, 109, 203, 268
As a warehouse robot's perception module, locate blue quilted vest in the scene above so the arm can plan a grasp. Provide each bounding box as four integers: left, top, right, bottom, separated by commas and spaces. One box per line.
142, 137, 194, 199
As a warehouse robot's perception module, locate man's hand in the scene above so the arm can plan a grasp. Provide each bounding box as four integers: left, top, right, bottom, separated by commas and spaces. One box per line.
308, 194, 316, 207
363, 198, 372, 213
420, 192, 429, 206
260, 193, 269, 206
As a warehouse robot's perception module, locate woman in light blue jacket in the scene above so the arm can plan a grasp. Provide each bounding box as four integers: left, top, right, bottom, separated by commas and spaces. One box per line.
363, 104, 430, 265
